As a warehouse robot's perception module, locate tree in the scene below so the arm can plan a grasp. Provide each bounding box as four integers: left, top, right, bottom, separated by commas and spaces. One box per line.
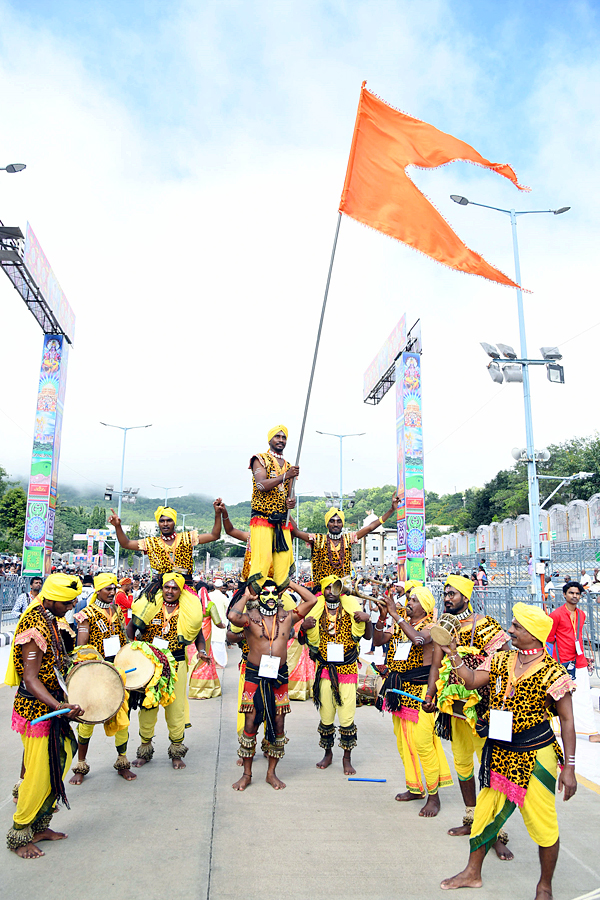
0, 486, 27, 552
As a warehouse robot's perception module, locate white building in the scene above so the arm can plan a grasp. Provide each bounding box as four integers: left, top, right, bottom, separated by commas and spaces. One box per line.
358, 512, 397, 567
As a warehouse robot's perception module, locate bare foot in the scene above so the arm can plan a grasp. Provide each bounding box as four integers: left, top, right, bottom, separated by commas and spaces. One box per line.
448, 823, 471, 836
232, 773, 252, 791
69, 772, 85, 785
440, 868, 483, 890
132, 757, 150, 768
316, 750, 333, 769
118, 768, 137, 781
32, 828, 67, 843
236, 758, 243, 767
419, 793, 441, 817
14, 842, 44, 859
172, 758, 186, 769
535, 886, 553, 900
266, 771, 286, 790
342, 756, 356, 776
493, 839, 513, 861
395, 790, 425, 802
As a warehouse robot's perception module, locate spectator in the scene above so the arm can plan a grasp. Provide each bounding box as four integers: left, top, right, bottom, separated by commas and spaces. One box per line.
580, 569, 592, 589
115, 577, 133, 623
12, 576, 43, 617
74, 574, 95, 614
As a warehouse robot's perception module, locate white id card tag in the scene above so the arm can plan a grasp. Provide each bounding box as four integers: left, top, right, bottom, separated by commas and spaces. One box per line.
152, 637, 169, 650
489, 709, 513, 742
103, 635, 120, 658
327, 643, 345, 662
575, 640, 582, 655
394, 642, 412, 661
258, 654, 280, 679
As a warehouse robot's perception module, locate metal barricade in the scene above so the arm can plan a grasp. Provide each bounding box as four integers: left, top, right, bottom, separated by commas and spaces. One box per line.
0, 576, 32, 633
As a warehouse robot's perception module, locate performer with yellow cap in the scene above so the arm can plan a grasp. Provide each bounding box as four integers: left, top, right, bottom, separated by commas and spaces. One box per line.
301, 574, 371, 774
424, 573, 512, 859
127, 572, 206, 768
5, 574, 84, 859
109, 499, 223, 584
69, 573, 133, 786
291, 493, 399, 587
373, 586, 453, 816
439, 602, 577, 896
247, 426, 299, 593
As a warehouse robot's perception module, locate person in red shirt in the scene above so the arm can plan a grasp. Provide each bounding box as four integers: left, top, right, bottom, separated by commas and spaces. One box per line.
548, 581, 600, 742
115, 577, 134, 624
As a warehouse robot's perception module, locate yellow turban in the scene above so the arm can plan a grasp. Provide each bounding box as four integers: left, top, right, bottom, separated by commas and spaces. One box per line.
513, 602, 553, 645
411, 586, 436, 615
445, 574, 474, 601
404, 580, 424, 594
39, 573, 82, 604
162, 571, 185, 591
324, 507, 345, 528
94, 573, 117, 591
267, 425, 288, 442
132, 572, 203, 644
320, 574, 343, 594
155, 505, 177, 524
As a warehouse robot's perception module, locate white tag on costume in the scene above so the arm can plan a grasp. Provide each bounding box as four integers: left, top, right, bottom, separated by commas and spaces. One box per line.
394, 642, 412, 661
575, 640, 582, 655
258, 654, 280, 679
327, 643, 345, 662
103, 635, 120, 658
152, 637, 169, 650
489, 709, 513, 741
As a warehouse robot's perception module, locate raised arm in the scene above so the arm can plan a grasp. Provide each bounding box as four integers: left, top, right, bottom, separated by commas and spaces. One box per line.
288, 581, 317, 622
194, 499, 223, 545
355, 493, 399, 540
218, 501, 249, 543
227, 587, 253, 628
108, 510, 141, 551
252, 458, 299, 492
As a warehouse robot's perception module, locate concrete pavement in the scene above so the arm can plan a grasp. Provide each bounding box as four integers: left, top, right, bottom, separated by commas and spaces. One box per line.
1, 649, 599, 900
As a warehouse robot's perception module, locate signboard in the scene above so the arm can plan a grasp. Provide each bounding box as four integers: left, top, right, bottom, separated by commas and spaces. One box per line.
363, 314, 406, 401
23, 224, 76, 343
22, 335, 70, 576
395, 351, 425, 582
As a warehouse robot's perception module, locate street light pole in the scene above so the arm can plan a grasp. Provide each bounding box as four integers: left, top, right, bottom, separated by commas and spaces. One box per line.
316, 431, 365, 510
450, 196, 569, 603
101, 422, 152, 574
151, 484, 183, 505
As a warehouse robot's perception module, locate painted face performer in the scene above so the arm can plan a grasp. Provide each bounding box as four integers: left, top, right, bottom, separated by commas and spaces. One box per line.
5, 574, 84, 859
440, 603, 577, 895
291, 493, 400, 586
302, 574, 371, 775
424, 574, 513, 860
228, 579, 317, 791
127, 572, 206, 769
247, 426, 299, 594
109, 500, 223, 585
373, 586, 453, 817
69, 573, 133, 786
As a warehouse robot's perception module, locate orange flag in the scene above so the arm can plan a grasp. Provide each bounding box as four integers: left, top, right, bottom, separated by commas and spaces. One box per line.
339, 84, 529, 287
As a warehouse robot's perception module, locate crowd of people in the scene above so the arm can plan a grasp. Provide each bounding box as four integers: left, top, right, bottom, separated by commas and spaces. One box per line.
4, 424, 598, 898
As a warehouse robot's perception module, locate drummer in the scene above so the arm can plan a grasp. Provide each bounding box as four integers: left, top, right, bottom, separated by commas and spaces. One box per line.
127, 572, 206, 769
70, 573, 134, 785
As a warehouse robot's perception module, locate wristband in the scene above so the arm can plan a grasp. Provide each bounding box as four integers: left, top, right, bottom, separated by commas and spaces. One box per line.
379, 516, 385, 525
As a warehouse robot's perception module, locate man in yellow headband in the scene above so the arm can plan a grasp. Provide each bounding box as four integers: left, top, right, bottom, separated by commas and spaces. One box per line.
373, 585, 452, 817
424, 573, 512, 859
109, 499, 223, 584
6, 573, 84, 859
69, 573, 133, 786
247, 427, 299, 593
440, 603, 577, 896
292, 492, 399, 587
128, 572, 207, 769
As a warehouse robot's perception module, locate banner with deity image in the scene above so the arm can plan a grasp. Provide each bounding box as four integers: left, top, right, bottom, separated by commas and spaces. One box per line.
22, 334, 69, 575
395, 352, 425, 582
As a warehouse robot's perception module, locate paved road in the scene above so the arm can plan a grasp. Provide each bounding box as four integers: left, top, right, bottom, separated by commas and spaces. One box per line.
1, 649, 599, 900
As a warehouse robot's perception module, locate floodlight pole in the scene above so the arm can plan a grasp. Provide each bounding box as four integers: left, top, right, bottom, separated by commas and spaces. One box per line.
316, 430, 365, 510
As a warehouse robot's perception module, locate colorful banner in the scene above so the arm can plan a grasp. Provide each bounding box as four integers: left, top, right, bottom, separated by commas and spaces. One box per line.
22, 335, 70, 575
395, 352, 425, 582
364, 314, 406, 401
23, 224, 76, 343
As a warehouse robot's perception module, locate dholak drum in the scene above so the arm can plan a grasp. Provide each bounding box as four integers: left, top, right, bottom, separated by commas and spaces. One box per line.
66, 660, 125, 724
430, 613, 461, 646
113, 644, 156, 691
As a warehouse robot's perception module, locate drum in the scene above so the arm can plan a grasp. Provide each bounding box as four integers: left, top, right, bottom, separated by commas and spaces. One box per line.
66, 660, 125, 724
113, 644, 156, 691
356, 659, 383, 707
430, 613, 461, 646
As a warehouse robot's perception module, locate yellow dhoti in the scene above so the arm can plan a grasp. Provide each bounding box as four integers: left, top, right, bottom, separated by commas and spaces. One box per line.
139, 658, 188, 745
9, 732, 73, 848
392, 702, 453, 796
248, 521, 294, 590
450, 715, 486, 780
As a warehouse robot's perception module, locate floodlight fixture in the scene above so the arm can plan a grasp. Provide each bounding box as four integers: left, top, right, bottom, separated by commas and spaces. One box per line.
496, 343, 517, 359
1, 163, 26, 173
450, 195, 469, 205
487, 361, 504, 384
480, 342, 501, 359
540, 346, 563, 361
502, 364, 523, 383
546, 363, 565, 384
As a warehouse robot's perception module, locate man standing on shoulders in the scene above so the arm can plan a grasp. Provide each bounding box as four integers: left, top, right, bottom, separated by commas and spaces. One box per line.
440, 604, 577, 896
547, 581, 600, 742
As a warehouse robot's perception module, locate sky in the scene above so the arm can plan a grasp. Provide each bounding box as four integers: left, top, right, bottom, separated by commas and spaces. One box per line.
0, 0, 599, 508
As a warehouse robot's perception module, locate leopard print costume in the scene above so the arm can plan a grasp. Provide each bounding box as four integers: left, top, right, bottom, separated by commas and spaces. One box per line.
138, 606, 184, 659
12, 604, 68, 722
74, 603, 127, 659
317, 605, 359, 676
458, 615, 508, 658
249, 452, 291, 518
310, 533, 355, 587
142, 532, 195, 575
385, 615, 433, 711
484, 650, 571, 792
